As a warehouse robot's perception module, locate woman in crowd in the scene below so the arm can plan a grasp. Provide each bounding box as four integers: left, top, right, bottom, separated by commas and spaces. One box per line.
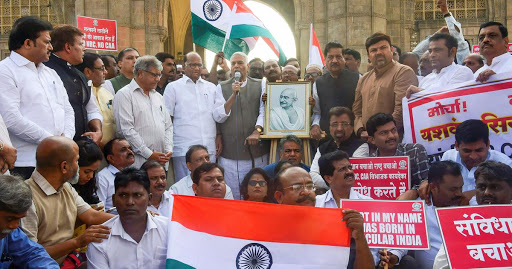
240, 168, 273, 203
72, 138, 103, 207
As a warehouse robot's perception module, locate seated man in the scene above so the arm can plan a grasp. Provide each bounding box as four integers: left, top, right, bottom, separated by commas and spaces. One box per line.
381, 161, 464, 269
192, 162, 227, 199
402, 119, 512, 202
366, 113, 429, 187
263, 135, 310, 178
0, 175, 59, 268
274, 166, 375, 269
141, 160, 172, 217
96, 138, 135, 212
86, 168, 169, 268
21, 136, 113, 264
170, 145, 233, 199
432, 160, 512, 269
310, 107, 368, 189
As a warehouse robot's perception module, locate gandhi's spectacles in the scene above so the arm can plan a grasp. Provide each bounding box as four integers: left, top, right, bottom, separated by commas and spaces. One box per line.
283, 183, 316, 193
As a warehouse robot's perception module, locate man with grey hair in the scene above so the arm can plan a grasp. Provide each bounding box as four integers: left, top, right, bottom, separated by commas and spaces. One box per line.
114, 55, 173, 169
304, 64, 323, 84
281, 65, 299, 82
0, 175, 59, 268
270, 88, 305, 131
164, 52, 229, 180
217, 51, 269, 200
263, 135, 310, 178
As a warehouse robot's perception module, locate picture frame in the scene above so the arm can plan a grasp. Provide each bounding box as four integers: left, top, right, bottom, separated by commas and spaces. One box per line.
263, 81, 311, 138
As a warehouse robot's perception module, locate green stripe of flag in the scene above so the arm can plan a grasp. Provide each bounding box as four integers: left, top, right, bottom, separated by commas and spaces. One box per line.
166, 259, 196, 269
230, 24, 287, 65
191, 13, 249, 60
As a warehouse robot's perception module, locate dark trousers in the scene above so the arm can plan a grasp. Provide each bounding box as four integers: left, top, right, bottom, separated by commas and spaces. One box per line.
10, 167, 35, 180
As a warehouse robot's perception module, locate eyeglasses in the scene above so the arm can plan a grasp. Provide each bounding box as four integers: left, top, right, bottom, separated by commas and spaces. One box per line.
304, 72, 321, 79
248, 180, 267, 187
186, 63, 203, 69
143, 69, 163, 78
283, 183, 316, 193
93, 66, 106, 72
330, 122, 352, 128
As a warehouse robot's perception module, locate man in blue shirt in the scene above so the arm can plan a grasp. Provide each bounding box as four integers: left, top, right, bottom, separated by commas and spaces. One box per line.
0, 174, 58, 268
263, 135, 310, 178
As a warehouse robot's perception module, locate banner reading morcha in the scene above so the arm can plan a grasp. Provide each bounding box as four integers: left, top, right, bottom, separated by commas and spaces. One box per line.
76, 16, 117, 51
402, 74, 512, 162
350, 157, 410, 200
166, 195, 351, 268
436, 205, 512, 268
190, 0, 286, 64
341, 200, 429, 250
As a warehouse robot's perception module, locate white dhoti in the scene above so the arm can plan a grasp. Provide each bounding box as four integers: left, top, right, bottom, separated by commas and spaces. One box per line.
270, 106, 305, 131
218, 154, 268, 200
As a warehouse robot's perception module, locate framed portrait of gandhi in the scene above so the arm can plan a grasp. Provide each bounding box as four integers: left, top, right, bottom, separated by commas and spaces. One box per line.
264, 82, 311, 137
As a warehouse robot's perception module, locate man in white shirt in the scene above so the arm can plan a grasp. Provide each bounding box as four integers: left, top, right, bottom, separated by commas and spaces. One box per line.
406, 33, 474, 97
0, 17, 75, 179
87, 168, 169, 269
170, 145, 233, 199
113, 56, 173, 169
141, 160, 174, 217
474, 21, 512, 82
381, 161, 464, 269
191, 162, 228, 199
0, 115, 16, 175
96, 138, 135, 212
164, 52, 228, 180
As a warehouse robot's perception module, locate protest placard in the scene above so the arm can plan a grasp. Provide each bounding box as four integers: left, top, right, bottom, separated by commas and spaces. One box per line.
77, 16, 117, 51
340, 200, 429, 249
436, 205, 512, 269
349, 157, 410, 200
402, 75, 512, 162
472, 44, 512, 53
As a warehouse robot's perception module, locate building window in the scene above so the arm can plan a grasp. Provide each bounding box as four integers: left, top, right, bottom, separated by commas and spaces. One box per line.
0, 0, 59, 35
414, 0, 487, 21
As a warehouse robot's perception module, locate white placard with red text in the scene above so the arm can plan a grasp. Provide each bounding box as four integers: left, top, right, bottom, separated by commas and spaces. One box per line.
436, 205, 512, 269
77, 16, 117, 51
472, 44, 512, 53
350, 157, 410, 200
402, 74, 512, 162
341, 200, 429, 250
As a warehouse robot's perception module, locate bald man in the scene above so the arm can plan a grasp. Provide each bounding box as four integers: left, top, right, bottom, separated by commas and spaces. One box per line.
270, 88, 305, 131
21, 136, 113, 264
281, 65, 299, 82
164, 52, 230, 180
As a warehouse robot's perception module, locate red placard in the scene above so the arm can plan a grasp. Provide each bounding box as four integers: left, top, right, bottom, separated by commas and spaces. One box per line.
77, 16, 117, 51
472, 44, 512, 53
340, 200, 429, 249
349, 157, 410, 200
436, 205, 512, 269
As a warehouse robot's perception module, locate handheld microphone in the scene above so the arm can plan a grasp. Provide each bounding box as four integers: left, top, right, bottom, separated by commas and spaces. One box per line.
234, 71, 241, 95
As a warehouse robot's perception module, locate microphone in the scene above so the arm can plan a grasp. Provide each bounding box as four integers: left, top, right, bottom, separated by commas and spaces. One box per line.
234, 71, 241, 95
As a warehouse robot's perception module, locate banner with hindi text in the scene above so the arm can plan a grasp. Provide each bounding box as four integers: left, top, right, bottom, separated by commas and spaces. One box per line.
77, 16, 117, 51
340, 200, 429, 249
435, 205, 512, 269
402, 74, 512, 162
350, 157, 410, 200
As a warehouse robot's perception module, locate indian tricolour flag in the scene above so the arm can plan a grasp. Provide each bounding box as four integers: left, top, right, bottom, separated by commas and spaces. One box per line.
166, 195, 351, 268
191, 0, 287, 64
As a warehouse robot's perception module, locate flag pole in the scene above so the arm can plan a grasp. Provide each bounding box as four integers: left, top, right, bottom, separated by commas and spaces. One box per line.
221, 1, 238, 52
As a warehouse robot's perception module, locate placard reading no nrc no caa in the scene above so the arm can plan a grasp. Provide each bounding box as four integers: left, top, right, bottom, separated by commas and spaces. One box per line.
77, 16, 117, 51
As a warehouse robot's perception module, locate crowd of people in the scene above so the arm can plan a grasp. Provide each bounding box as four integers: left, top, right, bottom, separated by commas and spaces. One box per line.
0, 0, 511, 267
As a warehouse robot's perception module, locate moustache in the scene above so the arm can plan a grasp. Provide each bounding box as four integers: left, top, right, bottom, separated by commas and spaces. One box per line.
385, 139, 396, 144
345, 173, 355, 179
296, 195, 316, 204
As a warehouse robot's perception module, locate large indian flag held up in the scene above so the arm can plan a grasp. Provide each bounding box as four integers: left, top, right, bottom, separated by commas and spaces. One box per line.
166, 195, 352, 268
191, 0, 287, 64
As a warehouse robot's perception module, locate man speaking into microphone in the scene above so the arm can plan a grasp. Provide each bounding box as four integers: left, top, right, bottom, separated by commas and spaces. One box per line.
217, 52, 269, 200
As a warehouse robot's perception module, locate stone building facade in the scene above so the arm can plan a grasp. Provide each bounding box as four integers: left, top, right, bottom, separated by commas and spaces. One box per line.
0, 0, 510, 69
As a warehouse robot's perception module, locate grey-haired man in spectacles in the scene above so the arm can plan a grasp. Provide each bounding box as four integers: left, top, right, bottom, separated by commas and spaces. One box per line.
274, 165, 374, 269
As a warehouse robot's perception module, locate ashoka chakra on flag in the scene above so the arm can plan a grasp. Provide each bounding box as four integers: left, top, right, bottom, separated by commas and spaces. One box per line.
236, 243, 273, 269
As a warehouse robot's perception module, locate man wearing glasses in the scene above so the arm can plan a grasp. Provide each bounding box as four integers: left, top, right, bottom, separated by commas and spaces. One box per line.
274, 166, 375, 269
304, 64, 323, 84
113, 56, 173, 169
164, 52, 229, 180
310, 42, 360, 141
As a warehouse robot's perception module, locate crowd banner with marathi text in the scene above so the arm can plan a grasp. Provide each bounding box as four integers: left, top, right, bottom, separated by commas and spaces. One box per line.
76, 16, 117, 51
402, 74, 512, 162
340, 200, 429, 249
349, 157, 410, 200
435, 205, 512, 269
166, 195, 351, 268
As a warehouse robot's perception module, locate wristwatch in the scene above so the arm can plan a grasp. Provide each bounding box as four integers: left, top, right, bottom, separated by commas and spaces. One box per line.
256, 126, 263, 134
